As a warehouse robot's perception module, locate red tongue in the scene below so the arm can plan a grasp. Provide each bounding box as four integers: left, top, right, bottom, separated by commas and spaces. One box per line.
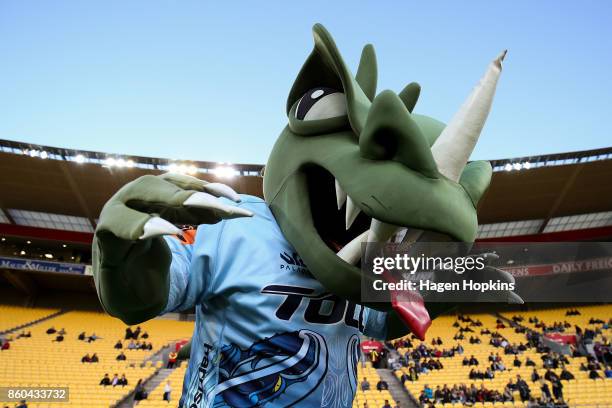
383, 271, 432, 340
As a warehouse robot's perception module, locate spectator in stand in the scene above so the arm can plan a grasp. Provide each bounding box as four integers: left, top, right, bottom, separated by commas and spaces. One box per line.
408, 365, 418, 381
114, 340, 123, 349
16, 331, 31, 339
99, 373, 111, 386
128, 340, 137, 350
58, 328, 66, 336
525, 356, 536, 366
167, 351, 178, 368
468, 355, 479, 366
539, 379, 551, 401
46, 326, 56, 334
15, 400, 27, 408
376, 380, 388, 391
491, 358, 505, 372
133, 379, 148, 401
503, 384, 514, 402
141, 331, 149, 339
381, 400, 392, 408
516, 375, 531, 402
423, 384, 433, 400
111, 374, 119, 387
0, 339, 10, 351
361, 377, 370, 391
88, 333, 100, 343
77, 332, 86, 341
81, 353, 91, 363
433, 386, 443, 402
133, 326, 142, 339
545, 369, 560, 382
118, 374, 128, 387
513, 356, 522, 367
551, 376, 563, 401
91, 353, 99, 363
605, 365, 612, 378
53, 333, 64, 342
531, 368, 540, 382
125, 327, 133, 340
163, 380, 172, 402
560, 367, 575, 381
116, 351, 127, 361
589, 368, 601, 379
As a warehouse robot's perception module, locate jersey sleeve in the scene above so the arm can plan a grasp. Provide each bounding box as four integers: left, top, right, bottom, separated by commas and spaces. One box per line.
363, 308, 388, 340
161, 223, 221, 313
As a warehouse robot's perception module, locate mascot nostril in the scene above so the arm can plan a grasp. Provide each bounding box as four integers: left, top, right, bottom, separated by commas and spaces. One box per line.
93, 23, 514, 407
359, 90, 438, 178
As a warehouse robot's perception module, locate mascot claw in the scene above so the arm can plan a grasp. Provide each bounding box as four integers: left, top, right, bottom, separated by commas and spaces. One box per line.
139, 216, 183, 240
183, 192, 253, 218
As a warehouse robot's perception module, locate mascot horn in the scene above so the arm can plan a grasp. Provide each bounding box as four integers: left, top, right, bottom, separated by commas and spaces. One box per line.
93, 24, 518, 408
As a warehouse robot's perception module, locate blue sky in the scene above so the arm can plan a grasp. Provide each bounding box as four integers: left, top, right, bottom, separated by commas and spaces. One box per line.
0, 1, 610, 164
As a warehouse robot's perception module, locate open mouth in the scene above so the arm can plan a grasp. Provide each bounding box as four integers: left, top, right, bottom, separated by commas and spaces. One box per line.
303, 164, 404, 265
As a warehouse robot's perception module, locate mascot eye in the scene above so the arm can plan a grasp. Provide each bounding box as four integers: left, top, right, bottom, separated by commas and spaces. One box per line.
295, 87, 347, 121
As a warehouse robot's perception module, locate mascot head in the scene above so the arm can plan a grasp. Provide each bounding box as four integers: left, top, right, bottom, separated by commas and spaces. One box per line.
263, 24, 504, 309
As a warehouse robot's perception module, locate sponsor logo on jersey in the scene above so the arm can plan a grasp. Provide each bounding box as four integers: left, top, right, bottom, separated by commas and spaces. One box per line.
190, 342, 214, 408
279, 251, 309, 274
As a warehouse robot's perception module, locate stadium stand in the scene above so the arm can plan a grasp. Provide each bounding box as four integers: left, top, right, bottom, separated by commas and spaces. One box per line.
0, 305, 58, 333
0, 309, 193, 408
1, 142, 611, 407
392, 307, 611, 407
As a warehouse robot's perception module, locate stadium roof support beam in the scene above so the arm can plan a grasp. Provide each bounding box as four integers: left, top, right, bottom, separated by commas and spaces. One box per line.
0, 197, 16, 224
0, 208, 15, 224
537, 163, 584, 234
1, 269, 38, 297
58, 161, 97, 230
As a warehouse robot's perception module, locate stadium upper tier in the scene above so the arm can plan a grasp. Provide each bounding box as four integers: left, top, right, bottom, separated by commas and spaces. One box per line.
0, 139, 611, 243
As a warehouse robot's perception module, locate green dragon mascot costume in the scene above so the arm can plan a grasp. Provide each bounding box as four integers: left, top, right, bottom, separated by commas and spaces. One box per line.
93, 24, 518, 407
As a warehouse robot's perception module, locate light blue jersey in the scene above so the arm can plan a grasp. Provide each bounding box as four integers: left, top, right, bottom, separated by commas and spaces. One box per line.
162, 195, 387, 408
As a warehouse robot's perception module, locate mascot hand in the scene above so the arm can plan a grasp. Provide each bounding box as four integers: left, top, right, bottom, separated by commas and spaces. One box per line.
92, 173, 252, 324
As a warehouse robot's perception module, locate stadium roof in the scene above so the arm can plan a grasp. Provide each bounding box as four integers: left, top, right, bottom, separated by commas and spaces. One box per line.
1, 139, 612, 242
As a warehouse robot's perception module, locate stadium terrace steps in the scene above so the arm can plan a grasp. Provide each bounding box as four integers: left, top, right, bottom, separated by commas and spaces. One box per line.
144, 343, 173, 366
133, 365, 188, 407
377, 368, 419, 408
114, 368, 175, 408
143, 368, 176, 398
